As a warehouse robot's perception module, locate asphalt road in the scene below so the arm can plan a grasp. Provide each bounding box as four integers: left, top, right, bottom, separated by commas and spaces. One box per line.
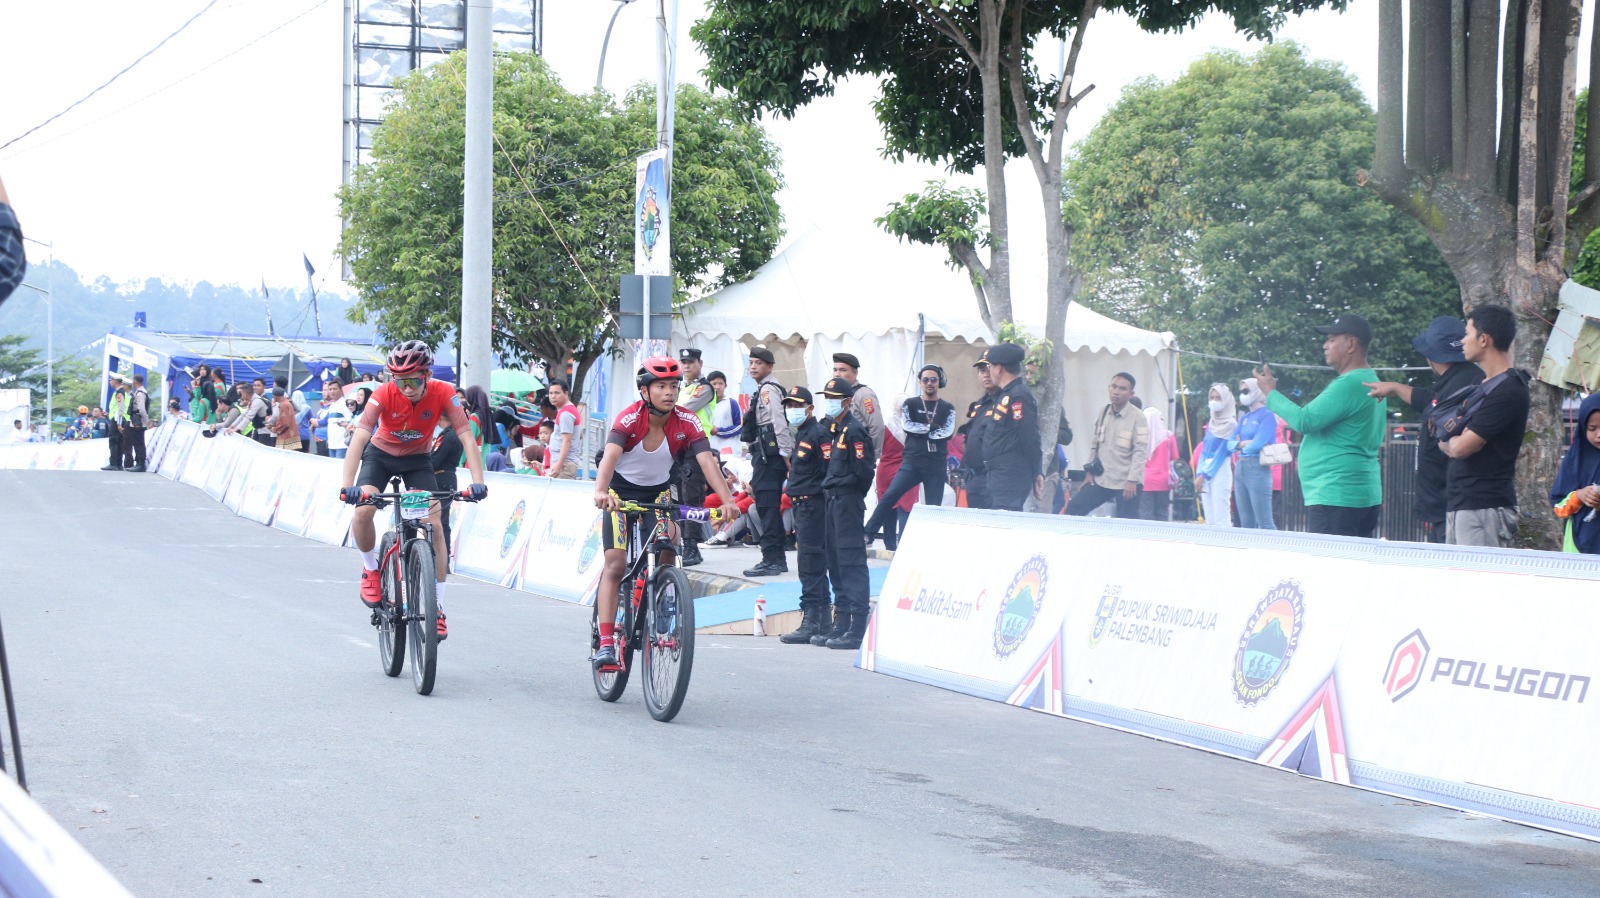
6, 469, 1600, 898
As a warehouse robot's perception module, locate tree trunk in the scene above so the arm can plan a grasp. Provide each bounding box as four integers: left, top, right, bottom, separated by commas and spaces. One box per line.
976, 0, 1013, 326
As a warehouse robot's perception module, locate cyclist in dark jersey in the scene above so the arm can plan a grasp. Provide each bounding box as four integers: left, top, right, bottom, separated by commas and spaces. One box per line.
339, 341, 487, 640
590, 356, 740, 668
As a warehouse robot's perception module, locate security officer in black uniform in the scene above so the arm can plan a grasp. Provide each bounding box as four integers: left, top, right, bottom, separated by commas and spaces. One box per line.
778, 386, 836, 644
674, 347, 713, 566
814, 377, 876, 650
973, 343, 1042, 511
957, 350, 1001, 508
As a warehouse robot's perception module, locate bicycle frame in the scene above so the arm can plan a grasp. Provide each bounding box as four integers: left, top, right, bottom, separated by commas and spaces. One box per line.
599, 502, 713, 671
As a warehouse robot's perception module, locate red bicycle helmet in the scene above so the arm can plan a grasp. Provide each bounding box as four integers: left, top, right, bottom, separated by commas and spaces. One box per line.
636, 355, 682, 387
387, 340, 434, 375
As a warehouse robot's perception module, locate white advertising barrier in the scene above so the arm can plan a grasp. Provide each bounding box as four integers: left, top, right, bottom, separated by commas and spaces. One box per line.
272, 451, 333, 537
220, 439, 263, 513
146, 416, 180, 470
0, 439, 108, 471
236, 444, 290, 526
178, 428, 222, 489
862, 507, 1600, 841
157, 421, 198, 480
517, 479, 607, 605
202, 434, 246, 501
452, 471, 548, 588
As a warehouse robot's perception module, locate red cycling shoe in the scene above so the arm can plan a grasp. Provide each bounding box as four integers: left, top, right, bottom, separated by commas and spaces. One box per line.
359, 568, 383, 608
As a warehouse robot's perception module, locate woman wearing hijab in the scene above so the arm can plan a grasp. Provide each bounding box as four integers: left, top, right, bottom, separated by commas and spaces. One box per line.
1233, 377, 1282, 530
1195, 383, 1237, 527
335, 357, 358, 386
1550, 393, 1600, 553
463, 385, 499, 464
1140, 407, 1178, 521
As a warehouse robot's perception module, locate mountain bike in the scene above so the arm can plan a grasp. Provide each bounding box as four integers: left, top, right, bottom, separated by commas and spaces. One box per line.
360, 479, 482, 695
591, 502, 717, 721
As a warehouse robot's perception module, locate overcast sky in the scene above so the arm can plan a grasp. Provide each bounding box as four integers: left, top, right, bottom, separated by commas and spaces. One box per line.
1, 1, 1586, 307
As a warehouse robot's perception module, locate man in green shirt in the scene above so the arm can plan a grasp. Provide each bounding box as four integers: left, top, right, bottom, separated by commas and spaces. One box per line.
1255, 314, 1386, 538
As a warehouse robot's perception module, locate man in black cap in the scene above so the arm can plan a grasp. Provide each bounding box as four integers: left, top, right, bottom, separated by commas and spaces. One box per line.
742, 345, 793, 576
778, 386, 837, 644
1365, 316, 1483, 543
674, 347, 713, 565
831, 352, 883, 456
957, 350, 1001, 508
1255, 313, 1386, 538
972, 343, 1042, 511
813, 376, 875, 649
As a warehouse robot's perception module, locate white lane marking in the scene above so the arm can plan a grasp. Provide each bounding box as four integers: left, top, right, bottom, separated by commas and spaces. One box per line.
344, 636, 374, 650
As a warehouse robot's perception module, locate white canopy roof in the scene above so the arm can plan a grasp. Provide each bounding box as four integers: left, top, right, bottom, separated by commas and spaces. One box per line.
676, 224, 1174, 357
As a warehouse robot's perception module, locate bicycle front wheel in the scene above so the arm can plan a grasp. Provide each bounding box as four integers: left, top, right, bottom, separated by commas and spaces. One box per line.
377, 532, 405, 678
405, 540, 439, 695
641, 565, 694, 722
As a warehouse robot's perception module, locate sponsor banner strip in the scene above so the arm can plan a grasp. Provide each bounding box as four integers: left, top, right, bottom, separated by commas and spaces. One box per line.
863, 505, 1600, 842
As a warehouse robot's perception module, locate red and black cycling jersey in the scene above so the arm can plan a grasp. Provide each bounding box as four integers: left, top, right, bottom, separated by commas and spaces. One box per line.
606, 400, 711, 489
355, 379, 473, 457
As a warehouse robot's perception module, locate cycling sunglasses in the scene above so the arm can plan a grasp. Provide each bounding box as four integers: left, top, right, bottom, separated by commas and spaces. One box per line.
393, 375, 429, 389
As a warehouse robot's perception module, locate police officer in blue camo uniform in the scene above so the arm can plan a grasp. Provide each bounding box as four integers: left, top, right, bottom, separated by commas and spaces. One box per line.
972, 343, 1042, 511
779, 386, 837, 644
813, 377, 876, 650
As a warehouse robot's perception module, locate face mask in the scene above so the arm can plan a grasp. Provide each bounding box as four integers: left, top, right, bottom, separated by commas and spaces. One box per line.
1240, 388, 1261, 407
822, 398, 844, 418
1208, 399, 1228, 413
785, 408, 808, 427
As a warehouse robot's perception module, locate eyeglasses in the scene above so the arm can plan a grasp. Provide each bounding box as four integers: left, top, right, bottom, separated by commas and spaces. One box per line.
345, 401, 358, 408
394, 376, 428, 389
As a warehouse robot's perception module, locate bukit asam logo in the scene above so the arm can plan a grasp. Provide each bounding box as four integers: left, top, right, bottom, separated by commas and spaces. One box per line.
894, 569, 981, 621
1232, 580, 1304, 707
993, 555, 1048, 659
1383, 628, 1590, 704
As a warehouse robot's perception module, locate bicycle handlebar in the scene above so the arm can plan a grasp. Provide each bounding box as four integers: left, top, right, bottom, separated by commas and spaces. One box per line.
614, 501, 724, 522
340, 486, 485, 507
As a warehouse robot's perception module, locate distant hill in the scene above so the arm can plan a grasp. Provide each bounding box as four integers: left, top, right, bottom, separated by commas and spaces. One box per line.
0, 260, 375, 362
1246, 618, 1289, 658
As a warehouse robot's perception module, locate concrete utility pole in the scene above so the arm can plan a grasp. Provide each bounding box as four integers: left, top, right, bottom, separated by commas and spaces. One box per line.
460, 0, 495, 390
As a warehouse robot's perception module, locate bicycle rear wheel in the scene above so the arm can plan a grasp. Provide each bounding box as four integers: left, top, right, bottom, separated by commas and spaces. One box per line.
641, 565, 694, 722
591, 587, 634, 702
405, 540, 439, 695
377, 532, 405, 677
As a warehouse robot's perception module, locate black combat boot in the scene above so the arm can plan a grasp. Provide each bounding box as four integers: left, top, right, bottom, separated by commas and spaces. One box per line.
780, 605, 824, 644
811, 608, 847, 646
679, 539, 704, 568
826, 609, 868, 650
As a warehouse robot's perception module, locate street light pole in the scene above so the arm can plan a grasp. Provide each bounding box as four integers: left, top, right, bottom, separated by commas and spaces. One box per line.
21, 236, 52, 435
596, 0, 638, 91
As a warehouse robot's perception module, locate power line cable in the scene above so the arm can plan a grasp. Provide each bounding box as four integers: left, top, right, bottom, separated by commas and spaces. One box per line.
1, 0, 328, 161
1, 0, 225, 152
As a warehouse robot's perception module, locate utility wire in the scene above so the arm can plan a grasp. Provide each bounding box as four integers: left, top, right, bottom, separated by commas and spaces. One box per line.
1, 0, 225, 152
2, 0, 328, 160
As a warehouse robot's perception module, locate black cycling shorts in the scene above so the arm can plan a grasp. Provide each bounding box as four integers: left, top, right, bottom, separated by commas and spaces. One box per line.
601, 480, 672, 553
357, 442, 439, 493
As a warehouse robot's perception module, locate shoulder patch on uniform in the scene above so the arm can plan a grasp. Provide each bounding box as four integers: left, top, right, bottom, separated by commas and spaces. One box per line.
854, 442, 865, 459
862, 397, 875, 415
1013, 404, 1024, 420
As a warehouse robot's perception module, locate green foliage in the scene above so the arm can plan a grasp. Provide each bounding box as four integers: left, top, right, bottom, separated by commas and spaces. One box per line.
695, 1, 1346, 174
336, 52, 784, 395
877, 181, 987, 266
0, 334, 46, 394
1065, 43, 1459, 402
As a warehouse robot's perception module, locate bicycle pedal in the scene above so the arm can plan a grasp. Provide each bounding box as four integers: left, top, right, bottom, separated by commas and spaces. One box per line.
597, 663, 623, 673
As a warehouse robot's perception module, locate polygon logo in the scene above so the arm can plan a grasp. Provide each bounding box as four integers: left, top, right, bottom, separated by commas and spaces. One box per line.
1383, 628, 1430, 702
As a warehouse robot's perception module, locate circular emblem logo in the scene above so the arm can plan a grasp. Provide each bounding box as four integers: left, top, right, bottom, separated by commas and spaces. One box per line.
577, 514, 604, 573
993, 555, 1048, 658
1232, 580, 1305, 707
499, 499, 526, 559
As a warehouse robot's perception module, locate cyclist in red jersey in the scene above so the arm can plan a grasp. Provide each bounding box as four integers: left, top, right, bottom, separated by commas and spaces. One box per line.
590, 356, 740, 668
339, 341, 487, 640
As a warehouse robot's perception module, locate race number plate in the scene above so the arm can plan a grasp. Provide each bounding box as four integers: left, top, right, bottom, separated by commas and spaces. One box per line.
399, 490, 431, 520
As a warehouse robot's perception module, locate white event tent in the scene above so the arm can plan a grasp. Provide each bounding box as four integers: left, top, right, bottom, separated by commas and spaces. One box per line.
671, 225, 1177, 466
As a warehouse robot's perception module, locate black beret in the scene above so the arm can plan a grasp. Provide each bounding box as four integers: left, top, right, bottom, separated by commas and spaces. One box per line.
986, 343, 1026, 366
749, 345, 775, 364
678, 347, 702, 362
831, 352, 861, 370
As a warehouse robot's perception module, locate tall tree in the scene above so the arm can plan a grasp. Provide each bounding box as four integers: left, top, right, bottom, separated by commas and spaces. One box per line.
337, 52, 784, 397
697, 0, 1344, 466
1066, 43, 1460, 401
1364, 0, 1592, 545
